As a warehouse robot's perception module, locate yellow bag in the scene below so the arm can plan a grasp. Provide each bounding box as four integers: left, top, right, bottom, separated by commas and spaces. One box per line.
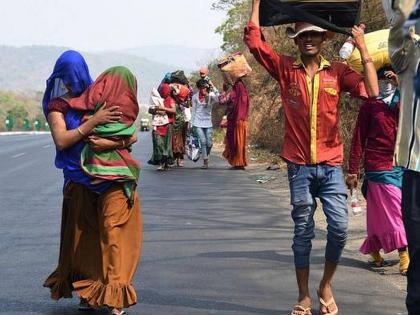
346, 29, 391, 73
217, 52, 252, 81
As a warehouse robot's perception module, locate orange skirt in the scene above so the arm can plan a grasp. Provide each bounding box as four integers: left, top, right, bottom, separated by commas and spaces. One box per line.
44, 183, 142, 309
223, 120, 248, 167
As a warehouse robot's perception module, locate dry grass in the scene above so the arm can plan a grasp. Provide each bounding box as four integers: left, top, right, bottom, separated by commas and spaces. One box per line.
208, 0, 388, 171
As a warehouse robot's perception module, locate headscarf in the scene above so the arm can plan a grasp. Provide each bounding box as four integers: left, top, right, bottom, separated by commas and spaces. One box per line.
66, 66, 140, 206
199, 67, 209, 77
43, 50, 99, 185
42, 50, 93, 117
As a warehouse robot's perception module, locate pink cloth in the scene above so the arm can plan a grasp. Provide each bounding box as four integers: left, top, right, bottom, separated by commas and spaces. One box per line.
360, 182, 408, 254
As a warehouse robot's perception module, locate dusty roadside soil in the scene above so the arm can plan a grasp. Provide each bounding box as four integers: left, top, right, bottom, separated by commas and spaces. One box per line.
213, 143, 407, 293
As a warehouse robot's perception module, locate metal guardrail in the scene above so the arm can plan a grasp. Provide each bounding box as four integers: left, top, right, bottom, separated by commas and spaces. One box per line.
0, 131, 51, 136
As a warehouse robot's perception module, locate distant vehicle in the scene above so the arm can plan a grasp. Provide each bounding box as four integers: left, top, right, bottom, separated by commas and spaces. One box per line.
140, 118, 150, 132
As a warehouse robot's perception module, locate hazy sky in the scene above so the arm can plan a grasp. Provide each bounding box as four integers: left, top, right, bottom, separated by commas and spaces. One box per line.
0, 0, 226, 51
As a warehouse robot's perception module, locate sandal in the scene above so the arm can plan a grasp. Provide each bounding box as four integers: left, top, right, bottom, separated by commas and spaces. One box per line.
291, 304, 312, 315
78, 298, 93, 311
176, 159, 184, 167
109, 308, 126, 315
317, 290, 338, 315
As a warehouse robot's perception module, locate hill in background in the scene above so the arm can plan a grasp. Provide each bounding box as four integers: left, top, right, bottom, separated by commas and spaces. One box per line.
0, 45, 180, 103
120, 45, 221, 70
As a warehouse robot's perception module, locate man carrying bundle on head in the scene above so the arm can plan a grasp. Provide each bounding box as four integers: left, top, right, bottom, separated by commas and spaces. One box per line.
244, 1, 379, 314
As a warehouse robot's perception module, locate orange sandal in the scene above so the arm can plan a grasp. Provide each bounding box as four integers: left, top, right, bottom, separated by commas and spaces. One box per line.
291, 304, 312, 315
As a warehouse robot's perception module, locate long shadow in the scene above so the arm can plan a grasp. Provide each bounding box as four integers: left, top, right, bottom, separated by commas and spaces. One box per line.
0, 297, 108, 315
198, 249, 372, 271
139, 289, 287, 315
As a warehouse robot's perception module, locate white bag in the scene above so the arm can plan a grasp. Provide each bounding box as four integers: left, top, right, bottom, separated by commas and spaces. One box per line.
186, 132, 201, 162
152, 114, 169, 126
183, 107, 192, 122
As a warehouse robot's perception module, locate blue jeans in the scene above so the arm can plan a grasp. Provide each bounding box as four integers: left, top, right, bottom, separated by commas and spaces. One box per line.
194, 127, 213, 160
287, 163, 348, 268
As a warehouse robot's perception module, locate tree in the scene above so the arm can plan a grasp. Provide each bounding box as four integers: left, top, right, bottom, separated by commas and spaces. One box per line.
7, 105, 29, 130
214, 0, 251, 51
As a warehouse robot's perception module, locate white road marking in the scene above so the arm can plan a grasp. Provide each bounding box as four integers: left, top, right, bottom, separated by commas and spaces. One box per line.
11, 153, 26, 158
42, 144, 52, 148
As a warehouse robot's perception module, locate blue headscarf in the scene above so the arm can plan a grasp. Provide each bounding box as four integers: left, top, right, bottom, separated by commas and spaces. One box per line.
43, 50, 110, 194
42, 50, 93, 117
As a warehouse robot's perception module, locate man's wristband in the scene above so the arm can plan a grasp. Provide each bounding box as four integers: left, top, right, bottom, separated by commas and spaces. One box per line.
361, 57, 373, 65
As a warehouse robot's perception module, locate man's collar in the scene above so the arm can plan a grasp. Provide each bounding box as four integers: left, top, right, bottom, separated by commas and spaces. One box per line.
292, 55, 331, 70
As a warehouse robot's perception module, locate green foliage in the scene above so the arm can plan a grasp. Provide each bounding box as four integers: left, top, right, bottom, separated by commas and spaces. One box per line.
214, 0, 251, 51
212, 0, 244, 10
0, 90, 42, 131
209, 0, 389, 170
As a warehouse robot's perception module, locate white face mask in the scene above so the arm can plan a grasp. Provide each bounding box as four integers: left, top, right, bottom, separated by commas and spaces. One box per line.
378, 79, 396, 98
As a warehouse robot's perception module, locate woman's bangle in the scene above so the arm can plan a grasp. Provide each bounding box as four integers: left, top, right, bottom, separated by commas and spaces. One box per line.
121, 139, 125, 148
77, 127, 86, 136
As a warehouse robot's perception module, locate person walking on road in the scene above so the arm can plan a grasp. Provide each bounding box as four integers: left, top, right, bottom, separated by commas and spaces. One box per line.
347, 67, 409, 275
388, 0, 420, 313
191, 78, 219, 169
171, 83, 190, 167
244, 1, 379, 314
148, 82, 176, 171
44, 59, 142, 315
218, 75, 250, 170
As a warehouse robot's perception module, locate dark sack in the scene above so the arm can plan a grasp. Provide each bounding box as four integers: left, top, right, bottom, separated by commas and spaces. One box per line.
171, 70, 189, 85
260, 0, 362, 35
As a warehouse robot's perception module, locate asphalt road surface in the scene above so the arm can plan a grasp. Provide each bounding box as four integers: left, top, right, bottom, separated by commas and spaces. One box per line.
0, 133, 407, 315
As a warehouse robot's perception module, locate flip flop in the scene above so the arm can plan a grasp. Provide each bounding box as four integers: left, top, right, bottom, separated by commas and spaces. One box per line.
78, 298, 93, 311
291, 304, 312, 315
317, 291, 338, 315
109, 308, 126, 315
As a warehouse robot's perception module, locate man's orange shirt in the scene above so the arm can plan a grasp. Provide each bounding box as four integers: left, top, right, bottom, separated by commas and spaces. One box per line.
244, 22, 368, 165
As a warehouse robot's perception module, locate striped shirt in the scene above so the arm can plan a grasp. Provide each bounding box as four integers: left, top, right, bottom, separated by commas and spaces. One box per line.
390, 0, 420, 171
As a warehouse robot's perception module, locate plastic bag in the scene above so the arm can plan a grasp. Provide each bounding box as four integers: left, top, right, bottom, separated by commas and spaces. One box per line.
186, 132, 201, 162
346, 29, 391, 73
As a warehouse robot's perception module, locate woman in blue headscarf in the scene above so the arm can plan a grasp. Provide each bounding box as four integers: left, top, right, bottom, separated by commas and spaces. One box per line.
43, 50, 140, 315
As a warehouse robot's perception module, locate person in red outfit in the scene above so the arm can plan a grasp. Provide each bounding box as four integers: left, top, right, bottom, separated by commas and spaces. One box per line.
244, 1, 379, 314
347, 67, 409, 275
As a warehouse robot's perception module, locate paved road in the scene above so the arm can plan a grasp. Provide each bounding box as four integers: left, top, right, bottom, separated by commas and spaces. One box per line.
0, 133, 407, 315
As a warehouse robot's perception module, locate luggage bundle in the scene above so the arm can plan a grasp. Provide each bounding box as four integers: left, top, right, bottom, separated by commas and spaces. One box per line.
259, 0, 362, 35
345, 29, 391, 73
162, 70, 189, 86
217, 52, 252, 82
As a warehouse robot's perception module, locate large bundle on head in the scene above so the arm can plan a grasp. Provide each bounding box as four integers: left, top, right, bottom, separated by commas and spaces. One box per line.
260, 0, 362, 35
162, 70, 189, 86
345, 29, 391, 73
217, 52, 252, 83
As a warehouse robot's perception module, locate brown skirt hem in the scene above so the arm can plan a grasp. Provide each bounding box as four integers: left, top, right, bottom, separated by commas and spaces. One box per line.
43, 269, 74, 300
73, 279, 137, 309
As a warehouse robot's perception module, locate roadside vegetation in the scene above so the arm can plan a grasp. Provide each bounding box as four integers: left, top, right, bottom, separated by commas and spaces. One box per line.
201, 0, 389, 171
